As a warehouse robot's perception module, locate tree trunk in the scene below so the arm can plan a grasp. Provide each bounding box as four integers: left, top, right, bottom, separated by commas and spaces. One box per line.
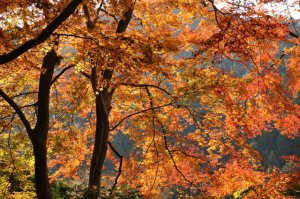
86, 92, 111, 198
85, 6, 133, 198
0, 46, 60, 199
32, 136, 52, 199
30, 49, 58, 199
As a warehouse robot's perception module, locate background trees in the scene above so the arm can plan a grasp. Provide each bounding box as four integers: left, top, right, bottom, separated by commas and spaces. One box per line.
0, 0, 299, 198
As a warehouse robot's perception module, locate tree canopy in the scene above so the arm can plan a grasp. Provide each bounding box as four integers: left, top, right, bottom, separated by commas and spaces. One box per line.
0, 0, 299, 198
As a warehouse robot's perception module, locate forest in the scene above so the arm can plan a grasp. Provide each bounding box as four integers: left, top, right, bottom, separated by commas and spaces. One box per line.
0, 0, 299, 198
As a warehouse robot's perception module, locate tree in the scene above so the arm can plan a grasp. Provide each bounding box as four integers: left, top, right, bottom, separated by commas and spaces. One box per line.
82, 3, 134, 198
0, 0, 299, 198
0, 49, 63, 198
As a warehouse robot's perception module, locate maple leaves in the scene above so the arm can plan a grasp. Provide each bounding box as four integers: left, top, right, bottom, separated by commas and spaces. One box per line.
0, 0, 83, 64
285, 43, 300, 98
209, 158, 300, 198
0, 0, 300, 198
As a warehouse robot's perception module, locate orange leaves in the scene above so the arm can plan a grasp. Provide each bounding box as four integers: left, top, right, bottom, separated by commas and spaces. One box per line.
208, 159, 265, 197
208, 158, 299, 198
48, 128, 89, 181
282, 155, 300, 167
1, 0, 300, 197
284, 44, 300, 97
275, 111, 300, 138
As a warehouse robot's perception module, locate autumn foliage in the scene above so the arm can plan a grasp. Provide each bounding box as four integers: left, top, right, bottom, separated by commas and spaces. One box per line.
0, 0, 299, 198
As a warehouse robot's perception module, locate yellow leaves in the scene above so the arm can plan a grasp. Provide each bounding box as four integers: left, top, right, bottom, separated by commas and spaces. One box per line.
41, 45, 52, 54
75, 60, 89, 73
120, 43, 128, 50
166, 13, 182, 28
4, 191, 36, 199
208, 159, 264, 197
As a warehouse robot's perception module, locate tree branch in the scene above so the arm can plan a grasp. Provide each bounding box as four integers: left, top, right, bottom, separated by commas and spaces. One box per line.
0, 0, 83, 65
116, 6, 134, 33
19, 102, 38, 109
98, 8, 118, 22
145, 88, 201, 194
109, 102, 174, 132
51, 64, 74, 85
51, 33, 117, 52
83, 3, 94, 29
108, 141, 123, 199
0, 89, 32, 133
116, 82, 171, 96
144, 87, 160, 198
208, 0, 222, 30
99, 3, 134, 89
159, 120, 200, 193
289, 31, 299, 38
80, 71, 91, 79
0, 113, 16, 134
0, 91, 38, 103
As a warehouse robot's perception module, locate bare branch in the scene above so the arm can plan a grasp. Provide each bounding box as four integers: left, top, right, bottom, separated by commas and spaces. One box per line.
146, 163, 159, 198
170, 149, 205, 160
8, 122, 17, 170
0, 113, 16, 134
209, 0, 222, 29
96, 0, 105, 16
144, 87, 160, 198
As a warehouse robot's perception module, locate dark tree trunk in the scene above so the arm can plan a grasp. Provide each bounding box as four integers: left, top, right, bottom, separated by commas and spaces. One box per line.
29, 49, 58, 199
86, 93, 111, 198
32, 137, 52, 199
85, 6, 133, 198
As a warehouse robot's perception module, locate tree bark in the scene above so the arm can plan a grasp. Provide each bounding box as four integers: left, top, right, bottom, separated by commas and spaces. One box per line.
86, 92, 111, 198
0, 89, 52, 199
85, 63, 112, 198
32, 136, 52, 199
85, 5, 134, 198
30, 49, 58, 199
0, 50, 57, 198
